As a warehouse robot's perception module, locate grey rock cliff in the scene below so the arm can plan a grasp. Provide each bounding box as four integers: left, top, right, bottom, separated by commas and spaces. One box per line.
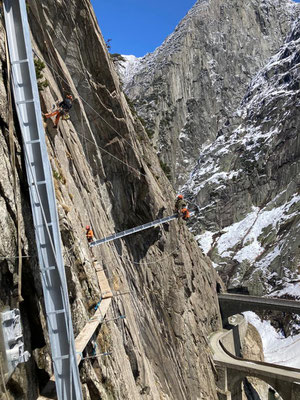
0, 1, 221, 399
121, 0, 299, 187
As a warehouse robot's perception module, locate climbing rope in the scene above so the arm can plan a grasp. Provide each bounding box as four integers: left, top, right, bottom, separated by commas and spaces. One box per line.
80, 109, 87, 160
89, 314, 125, 323
44, 32, 66, 94
34, 49, 147, 178
75, 130, 146, 177
33, 50, 137, 152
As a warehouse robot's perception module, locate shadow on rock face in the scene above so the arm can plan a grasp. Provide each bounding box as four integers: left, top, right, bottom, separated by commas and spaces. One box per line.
124, 226, 162, 263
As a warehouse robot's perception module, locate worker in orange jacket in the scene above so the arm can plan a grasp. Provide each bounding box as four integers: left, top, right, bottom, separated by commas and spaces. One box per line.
175, 194, 186, 213
86, 225, 94, 243
44, 95, 73, 128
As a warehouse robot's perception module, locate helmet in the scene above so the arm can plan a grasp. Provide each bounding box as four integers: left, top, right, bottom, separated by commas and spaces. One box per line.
66, 94, 73, 101
178, 194, 183, 199
86, 225, 90, 230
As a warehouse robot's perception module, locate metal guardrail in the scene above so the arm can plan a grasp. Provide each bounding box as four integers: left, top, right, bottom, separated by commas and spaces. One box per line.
90, 211, 195, 247
3, 1, 82, 398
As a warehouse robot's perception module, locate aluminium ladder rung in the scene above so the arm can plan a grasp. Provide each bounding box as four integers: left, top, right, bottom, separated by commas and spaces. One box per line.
30, 180, 46, 187
47, 309, 66, 315
53, 354, 70, 361
11, 58, 28, 64
26, 139, 41, 144
34, 180, 47, 186
36, 222, 53, 229
16, 99, 34, 105
40, 266, 56, 272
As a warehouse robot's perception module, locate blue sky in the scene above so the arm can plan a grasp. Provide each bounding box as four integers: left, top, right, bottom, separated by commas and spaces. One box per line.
91, 0, 196, 57
91, 0, 300, 57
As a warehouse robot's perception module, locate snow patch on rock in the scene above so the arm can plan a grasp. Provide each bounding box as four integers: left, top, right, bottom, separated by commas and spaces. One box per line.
244, 311, 300, 368
118, 55, 144, 87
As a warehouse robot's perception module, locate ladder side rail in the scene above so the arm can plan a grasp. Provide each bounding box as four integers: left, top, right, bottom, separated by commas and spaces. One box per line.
21, 69, 79, 398
13, 0, 68, 293
4, 1, 82, 399
23, 147, 80, 397
5, 10, 67, 394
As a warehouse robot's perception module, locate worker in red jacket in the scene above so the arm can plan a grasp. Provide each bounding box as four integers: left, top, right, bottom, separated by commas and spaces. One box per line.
44, 95, 73, 128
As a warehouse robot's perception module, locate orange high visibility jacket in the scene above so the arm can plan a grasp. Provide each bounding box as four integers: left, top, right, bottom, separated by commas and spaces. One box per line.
181, 208, 190, 220
86, 229, 94, 242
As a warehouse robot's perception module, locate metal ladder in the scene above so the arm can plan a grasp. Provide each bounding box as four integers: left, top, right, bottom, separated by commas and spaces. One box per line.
4, 1, 82, 398
90, 211, 195, 247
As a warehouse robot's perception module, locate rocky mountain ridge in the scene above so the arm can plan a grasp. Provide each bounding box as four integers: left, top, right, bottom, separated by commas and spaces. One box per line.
121, 0, 299, 187
0, 0, 221, 398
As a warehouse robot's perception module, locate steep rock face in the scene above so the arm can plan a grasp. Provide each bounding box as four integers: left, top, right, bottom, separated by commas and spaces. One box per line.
0, 1, 221, 399
184, 20, 300, 304
121, 0, 299, 187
